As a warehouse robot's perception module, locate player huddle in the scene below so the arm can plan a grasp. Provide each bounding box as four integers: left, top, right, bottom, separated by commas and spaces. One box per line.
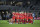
9, 12, 33, 24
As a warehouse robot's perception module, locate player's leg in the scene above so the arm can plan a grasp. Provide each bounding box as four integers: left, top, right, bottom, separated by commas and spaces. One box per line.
29, 17, 33, 24
12, 17, 15, 24
9, 18, 13, 24
20, 19, 21, 24
22, 19, 24, 24
19, 17, 22, 24
31, 17, 33, 24
28, 19, 31, 24
25, 18, 26, 24
16, 19, 18, 24
19, 19, 20, 24
9, 17, 12, 24
9, 18, 15, 24
13, 19, 15, 24
19, 19, 22, 24
21, 19, 22, 24
33, 17, 34, 22
10, 18, 13, 24
16, 17, 19, 24
13, 16, 16, 24
26, 18, 28, 24
29, 19, 33, 24
26, 20, 28, 24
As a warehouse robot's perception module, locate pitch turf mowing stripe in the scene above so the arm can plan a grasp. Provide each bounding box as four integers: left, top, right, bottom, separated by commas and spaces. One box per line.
0, 20, 40, 27
0, 24, 40, 27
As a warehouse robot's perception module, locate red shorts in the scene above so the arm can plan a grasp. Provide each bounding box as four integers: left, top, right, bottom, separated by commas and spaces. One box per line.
19, 18, 22, 19
19, 19, 22, 22
12, 16, 15, 20
29, 20, 33, 23
25, 18, 26, 19
19, 17, 22, 19
28, 17, 33, 19
22, 20, 24, 23
12, 18, 15, 20
29, 18, 33, 20
26, 17, 28, 20
22, 17, 24, 20
16, 18, 19, 19
24, 16, 26, 19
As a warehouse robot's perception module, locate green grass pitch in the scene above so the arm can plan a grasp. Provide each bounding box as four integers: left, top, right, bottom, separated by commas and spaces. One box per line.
0, 20, 40, 27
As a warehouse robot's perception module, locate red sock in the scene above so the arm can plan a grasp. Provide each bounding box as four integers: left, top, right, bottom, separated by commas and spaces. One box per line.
31, 20, 33, 24
13, 19, 15, 23
29, 20, 31, 23
16, 20, 18, 23
27, 20, 28, 23
22, 20, 24, 24
29, 20, 33, 24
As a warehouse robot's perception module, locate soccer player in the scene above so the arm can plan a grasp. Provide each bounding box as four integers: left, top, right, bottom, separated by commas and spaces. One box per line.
12, 12, 15, 15
19, 12, 23, 24
12, 12, 16, 24
21, 12, 24, 24
24, 12, 27, 24
28, 14, 33, 24
9, 13, 12, 24
16, 12, 19, 24
6, 11, 12, 24
32, 13, 35, 22
26, 13, 29, 24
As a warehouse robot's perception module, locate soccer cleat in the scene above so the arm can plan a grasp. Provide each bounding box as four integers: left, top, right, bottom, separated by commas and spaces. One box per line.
9, 23, 12, 24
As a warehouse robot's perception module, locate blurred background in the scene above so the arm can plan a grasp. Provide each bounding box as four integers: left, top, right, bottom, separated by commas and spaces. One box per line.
0, 0, 40, 20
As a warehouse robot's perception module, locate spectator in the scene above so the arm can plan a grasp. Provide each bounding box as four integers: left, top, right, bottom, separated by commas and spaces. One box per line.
3, 14, 5, 20
32, 13, 35, 19
32, 12, 35, 22
6, 13, 10, 20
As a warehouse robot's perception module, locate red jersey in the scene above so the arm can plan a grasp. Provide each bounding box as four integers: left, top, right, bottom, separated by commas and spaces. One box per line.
16, 15, 19, 19
24, 15, 26, 19
29, 16, 33, 19
24, 13, 27, 19
15, 13, 19, 19
26, 14, 29, 20
26, 16, 28, 20
12, 16, 15, 19
19, 13, 24, 19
